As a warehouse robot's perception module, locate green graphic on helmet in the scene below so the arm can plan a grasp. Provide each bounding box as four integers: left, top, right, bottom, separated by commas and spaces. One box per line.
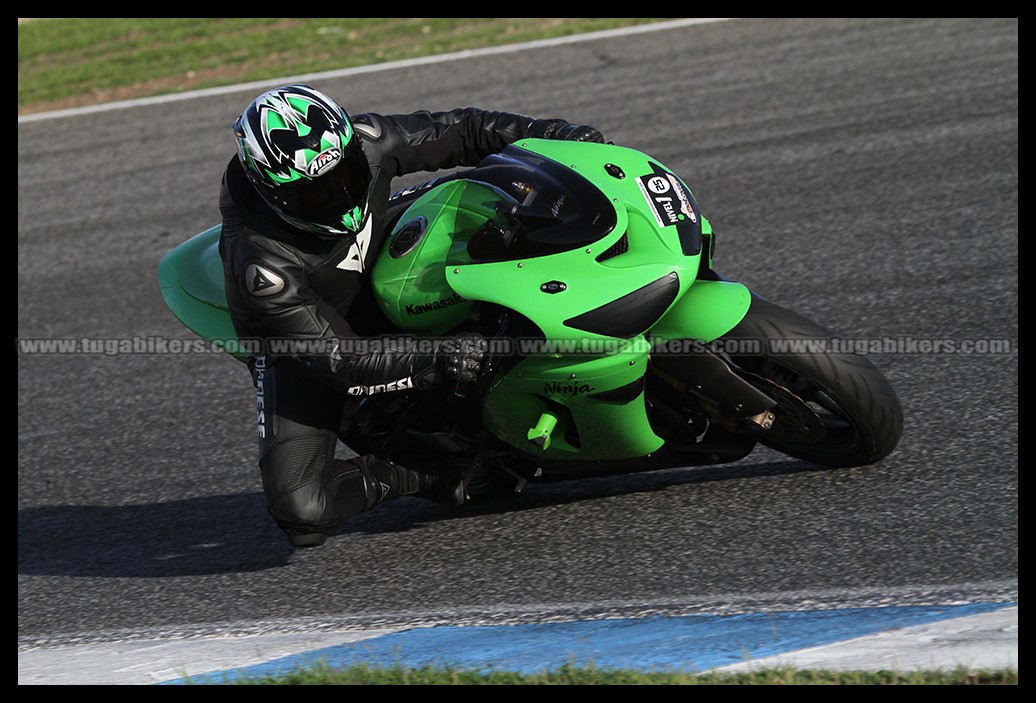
233, 84, 372, 236
340, 205, 365, 233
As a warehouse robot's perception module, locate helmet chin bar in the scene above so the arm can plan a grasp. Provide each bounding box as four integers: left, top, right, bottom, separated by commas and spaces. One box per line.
272, 201, 370, 237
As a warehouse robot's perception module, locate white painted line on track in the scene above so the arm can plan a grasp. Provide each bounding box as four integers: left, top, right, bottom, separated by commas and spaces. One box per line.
711, 605, 1018, 674
18, 628, 401, 686
17, 19, 737, 124
19, 596, 1017, 685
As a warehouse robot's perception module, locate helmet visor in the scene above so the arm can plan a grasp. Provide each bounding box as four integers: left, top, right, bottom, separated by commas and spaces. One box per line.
275, 138, 372, 226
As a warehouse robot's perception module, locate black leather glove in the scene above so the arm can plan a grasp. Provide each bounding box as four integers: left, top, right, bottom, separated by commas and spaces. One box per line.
435, 333, 489, 384
553, 123, 605, 143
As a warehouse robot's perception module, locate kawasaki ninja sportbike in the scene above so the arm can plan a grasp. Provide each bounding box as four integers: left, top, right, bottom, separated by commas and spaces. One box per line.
159, 139, 903, 499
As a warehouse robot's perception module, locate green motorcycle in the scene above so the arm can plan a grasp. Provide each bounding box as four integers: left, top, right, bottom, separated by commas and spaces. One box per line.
160, 139, 903, 499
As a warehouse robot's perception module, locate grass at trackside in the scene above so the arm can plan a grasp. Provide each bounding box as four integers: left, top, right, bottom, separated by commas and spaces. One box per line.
17, 17, 673, 114
20, 17, 1018, 686
190, 662, 1018, 685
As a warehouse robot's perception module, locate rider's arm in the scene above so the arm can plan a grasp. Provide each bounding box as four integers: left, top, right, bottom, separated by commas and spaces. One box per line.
352, 107, 604, 177
224, 240, 442, 393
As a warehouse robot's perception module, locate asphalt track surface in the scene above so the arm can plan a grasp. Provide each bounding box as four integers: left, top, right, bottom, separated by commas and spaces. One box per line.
18, 18, 1017, 681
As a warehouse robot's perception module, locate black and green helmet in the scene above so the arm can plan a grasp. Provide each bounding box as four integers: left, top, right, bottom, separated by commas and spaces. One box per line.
233, 84, 372, 235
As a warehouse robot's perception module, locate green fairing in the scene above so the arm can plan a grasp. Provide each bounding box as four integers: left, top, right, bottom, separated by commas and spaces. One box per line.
371, 140, 748, 459
157, 224, 245, 361
371, 180, 478, 333
483, 341, 663, 460
159, 139, 752, 461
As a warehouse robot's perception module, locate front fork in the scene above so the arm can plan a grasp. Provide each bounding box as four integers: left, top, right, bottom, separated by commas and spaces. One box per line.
649, 358, 776, 432
648, 277, 776, 431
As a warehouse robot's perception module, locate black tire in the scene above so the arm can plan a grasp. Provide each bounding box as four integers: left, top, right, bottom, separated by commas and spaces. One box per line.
720, 297, 904, 467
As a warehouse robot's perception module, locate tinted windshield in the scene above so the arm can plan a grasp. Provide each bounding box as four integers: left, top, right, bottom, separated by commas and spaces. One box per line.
445, 145, 617, 264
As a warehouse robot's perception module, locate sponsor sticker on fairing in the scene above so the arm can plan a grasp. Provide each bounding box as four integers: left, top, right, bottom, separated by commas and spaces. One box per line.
637, 171, 697, 228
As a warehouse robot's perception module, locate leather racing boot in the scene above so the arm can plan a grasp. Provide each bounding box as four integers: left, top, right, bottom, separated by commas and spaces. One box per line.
287, 456, 465, 548
353, 456, 466, 509
407, 461, 467, 508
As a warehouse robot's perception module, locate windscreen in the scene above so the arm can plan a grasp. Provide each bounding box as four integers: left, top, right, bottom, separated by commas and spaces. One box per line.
444, 146, 617, 265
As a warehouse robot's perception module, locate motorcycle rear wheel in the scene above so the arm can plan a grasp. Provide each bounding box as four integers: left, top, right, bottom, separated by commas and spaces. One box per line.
719, 297, 904, 467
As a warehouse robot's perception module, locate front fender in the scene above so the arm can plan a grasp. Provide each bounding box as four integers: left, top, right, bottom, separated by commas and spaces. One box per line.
651, 279, 752, 343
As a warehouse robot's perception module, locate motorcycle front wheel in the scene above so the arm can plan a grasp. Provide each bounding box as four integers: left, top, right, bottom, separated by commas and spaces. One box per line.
718, 297, 904, 467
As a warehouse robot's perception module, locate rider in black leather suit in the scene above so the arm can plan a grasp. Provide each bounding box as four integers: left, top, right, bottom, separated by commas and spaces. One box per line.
218, 84, 604, 547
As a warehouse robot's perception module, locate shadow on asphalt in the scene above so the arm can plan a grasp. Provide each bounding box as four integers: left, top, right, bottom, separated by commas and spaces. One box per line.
18, 457, 828, 577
